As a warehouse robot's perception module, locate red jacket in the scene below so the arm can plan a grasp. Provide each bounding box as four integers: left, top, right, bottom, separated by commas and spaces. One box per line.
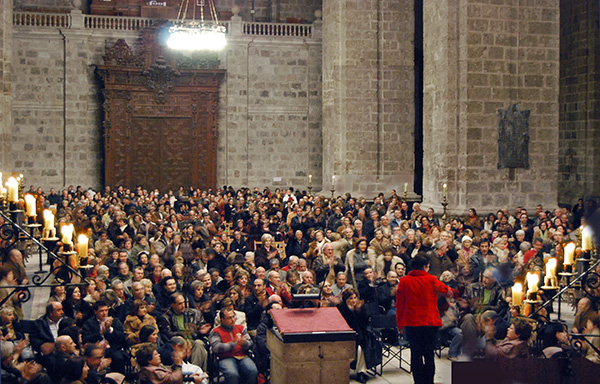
396, 270, 451, 328
212, 324, 247, 359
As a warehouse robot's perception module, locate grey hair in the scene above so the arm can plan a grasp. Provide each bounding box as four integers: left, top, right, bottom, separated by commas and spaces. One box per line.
1, 340, 14, 359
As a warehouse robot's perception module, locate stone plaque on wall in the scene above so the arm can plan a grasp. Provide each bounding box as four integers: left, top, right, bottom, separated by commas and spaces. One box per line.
498, 104, 530, 169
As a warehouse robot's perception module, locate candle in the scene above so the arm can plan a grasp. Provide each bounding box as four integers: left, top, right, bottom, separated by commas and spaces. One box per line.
545, 258, 557, 279
512, 283, 522, 306
332, 175, 335, 187
24, 194, 36, 217
544, 258, 557, 287
404, 182, 408, 193
309, 174, 312, 184
43, 209, 55, 237
6, 177, 18, 203
582, 226, 594, 251
443, 183, 447, 197
78, 234, 88, 260
564, 242, 575, 265
526, 272, 539, 298
61, 223, 74, 245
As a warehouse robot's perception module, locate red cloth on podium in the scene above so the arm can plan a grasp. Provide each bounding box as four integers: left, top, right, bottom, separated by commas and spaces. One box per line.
270, 307, 353, 334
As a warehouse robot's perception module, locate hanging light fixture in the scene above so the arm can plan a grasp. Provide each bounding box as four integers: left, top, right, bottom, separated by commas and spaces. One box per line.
167, 0, 227, 51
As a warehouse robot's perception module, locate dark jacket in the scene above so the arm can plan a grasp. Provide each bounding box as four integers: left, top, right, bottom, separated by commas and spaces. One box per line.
29, 316, 58, 353
81, 316, 127, 350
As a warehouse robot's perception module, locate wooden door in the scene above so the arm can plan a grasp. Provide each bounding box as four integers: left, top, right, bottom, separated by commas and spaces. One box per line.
98, 37, 224, 192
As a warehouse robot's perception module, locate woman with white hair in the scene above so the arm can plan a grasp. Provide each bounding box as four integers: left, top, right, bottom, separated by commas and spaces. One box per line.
254, 233, 280, 270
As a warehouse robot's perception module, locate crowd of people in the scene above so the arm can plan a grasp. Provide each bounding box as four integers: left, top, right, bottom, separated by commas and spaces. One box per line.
0, 184, 599, 384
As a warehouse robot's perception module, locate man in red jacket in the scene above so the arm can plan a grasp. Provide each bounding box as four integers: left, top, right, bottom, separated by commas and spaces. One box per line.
396, 254, 453, 384
209, 308, 258, 384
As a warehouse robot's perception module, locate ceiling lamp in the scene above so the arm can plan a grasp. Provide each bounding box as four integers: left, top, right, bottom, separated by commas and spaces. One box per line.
167, 0, 227, 51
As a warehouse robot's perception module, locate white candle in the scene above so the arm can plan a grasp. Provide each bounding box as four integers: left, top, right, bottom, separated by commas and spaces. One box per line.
526, 272, 539, 294
78, 234, 88, 260
61, 223, 74, 245
43, 210, 55, 236
564, 242, 575, 265
512, 283, 522, 306
404, 182, 408, 193
582, 226, 594, 251
546, 258, 557, 278
443, 183, 447, 197
24, 194, 36, 217
332, 175, 335, 188
6, 177, 18, 203
309, 174, 312, 184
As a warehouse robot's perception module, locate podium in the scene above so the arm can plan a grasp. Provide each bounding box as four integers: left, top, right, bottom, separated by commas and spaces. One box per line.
267, 307, 356, 384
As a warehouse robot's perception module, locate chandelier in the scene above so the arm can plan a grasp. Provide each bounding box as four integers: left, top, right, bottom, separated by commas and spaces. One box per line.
167, 0, 227, 51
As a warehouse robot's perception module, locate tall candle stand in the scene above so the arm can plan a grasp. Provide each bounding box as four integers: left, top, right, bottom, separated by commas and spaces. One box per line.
307, 179, 313, 198
441, 194, 448, 225
523, 287, 542, 317
25, 217, 43, 273
403, 189, 407, 202
331, 185, 335, 200
541, 270, 559, 316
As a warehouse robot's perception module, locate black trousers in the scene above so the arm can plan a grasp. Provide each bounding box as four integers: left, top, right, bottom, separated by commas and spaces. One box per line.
404, 326, 439, 384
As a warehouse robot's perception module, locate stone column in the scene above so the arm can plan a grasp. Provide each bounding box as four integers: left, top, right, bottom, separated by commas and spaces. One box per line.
219, 8, 251, 186
307, 11, 323, 188
60, 9, 99, 188
322, 0, 414, 197
559, 0, 600, 203
0, 0, 13, 172
422, 0, 559, 213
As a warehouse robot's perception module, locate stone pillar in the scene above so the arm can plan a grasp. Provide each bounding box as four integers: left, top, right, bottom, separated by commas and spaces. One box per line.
60, 11, 99, 189
322, 0, 414, 197
0, 0, 13, 172
218, 9, 251, 186
300, 11, 322, 190
422, 0, 559, 214
559, 0, 600, 203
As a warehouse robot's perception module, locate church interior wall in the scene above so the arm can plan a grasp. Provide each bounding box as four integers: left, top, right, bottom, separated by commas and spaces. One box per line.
559, 0, 600, 205
423, 0, 560, 214
2, 0, 599, 212
9, 5, 323, 193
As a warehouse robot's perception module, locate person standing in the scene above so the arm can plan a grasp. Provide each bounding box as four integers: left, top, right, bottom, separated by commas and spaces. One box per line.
396, 254, 453, 384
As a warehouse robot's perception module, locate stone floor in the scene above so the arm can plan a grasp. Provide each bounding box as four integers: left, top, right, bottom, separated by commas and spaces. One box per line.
22, 252, 575, 384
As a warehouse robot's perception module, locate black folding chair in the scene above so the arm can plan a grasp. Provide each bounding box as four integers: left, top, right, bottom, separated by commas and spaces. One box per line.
370, 314, 411, 374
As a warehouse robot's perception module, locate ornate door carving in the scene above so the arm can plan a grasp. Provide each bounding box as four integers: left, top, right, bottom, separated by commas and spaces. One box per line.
97, 32, 225, 191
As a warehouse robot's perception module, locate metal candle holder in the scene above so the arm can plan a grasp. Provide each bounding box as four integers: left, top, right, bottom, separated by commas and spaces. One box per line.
441, 195, 448, 224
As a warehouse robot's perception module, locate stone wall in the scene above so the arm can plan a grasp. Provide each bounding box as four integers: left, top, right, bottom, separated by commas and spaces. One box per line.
218, 20, 323, 190
0, 0, 12, 174
423, 0, 560, 213
322, 0, 414, 197
559, 0, 600, 204
8, 11, 322, 192
13, 1, 323, 24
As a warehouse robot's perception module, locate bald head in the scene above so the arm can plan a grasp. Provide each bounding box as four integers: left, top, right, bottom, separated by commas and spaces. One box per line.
56, 335, 76, 355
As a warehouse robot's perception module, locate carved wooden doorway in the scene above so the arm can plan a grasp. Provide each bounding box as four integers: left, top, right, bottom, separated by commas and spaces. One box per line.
97, 32, 225, 191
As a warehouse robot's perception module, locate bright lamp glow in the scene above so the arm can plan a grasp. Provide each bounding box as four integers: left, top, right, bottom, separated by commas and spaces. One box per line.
167, 24, 227, 51
167, 0, 227, 51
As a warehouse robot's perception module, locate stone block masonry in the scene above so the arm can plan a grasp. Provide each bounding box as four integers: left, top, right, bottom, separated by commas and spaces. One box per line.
423, 0, 559, 213
9, 10, 323, 192
559, 0, 600, 204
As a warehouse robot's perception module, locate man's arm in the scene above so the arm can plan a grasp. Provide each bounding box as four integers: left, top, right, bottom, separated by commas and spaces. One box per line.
208, 329, 236, 355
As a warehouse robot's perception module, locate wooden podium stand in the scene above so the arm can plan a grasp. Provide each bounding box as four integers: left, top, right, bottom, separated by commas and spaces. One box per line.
267, 307, 356, 384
